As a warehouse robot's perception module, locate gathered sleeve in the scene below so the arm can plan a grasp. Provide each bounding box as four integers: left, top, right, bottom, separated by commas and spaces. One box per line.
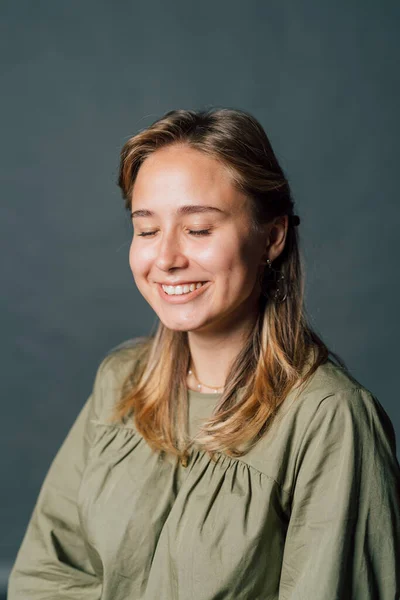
278, 386, 400, 599
7, 353, 114, 600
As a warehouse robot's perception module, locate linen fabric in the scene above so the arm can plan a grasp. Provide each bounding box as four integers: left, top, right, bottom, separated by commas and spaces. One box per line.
8, 338, 400, 599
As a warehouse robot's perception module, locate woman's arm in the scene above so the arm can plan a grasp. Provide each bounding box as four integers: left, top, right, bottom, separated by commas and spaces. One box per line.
7, 355, 112, 600
279, 387, 400, 599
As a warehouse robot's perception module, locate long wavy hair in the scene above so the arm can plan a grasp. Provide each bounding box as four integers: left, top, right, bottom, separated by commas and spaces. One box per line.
111, 107, 347, 466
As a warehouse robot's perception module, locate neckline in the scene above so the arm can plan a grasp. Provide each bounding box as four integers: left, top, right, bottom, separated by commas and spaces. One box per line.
187, 388, 222, 400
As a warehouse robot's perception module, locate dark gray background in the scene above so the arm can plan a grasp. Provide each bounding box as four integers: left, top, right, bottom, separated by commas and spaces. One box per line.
1, 0, 399, 590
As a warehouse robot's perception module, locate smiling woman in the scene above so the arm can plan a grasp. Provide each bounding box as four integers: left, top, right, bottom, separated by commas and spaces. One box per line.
8, 108, 400, 600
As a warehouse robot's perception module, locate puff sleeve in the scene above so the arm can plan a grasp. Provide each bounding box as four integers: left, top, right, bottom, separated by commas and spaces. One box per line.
7, 354, 111, 599
278, 387, 400, 599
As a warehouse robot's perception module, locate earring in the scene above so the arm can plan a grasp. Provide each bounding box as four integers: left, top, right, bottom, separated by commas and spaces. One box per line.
258, 258, 288, 303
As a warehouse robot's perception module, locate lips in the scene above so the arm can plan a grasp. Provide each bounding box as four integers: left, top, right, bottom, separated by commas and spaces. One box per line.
161, 282, 206, 295
156, 281, 211, 304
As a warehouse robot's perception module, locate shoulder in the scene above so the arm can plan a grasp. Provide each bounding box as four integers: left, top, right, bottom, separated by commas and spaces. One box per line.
96, 335, 150, 382
245, 358, 398, 484
288, 359, 398, 461
286, 362, 400, 516
90, 336, 151, 420
286, 358, 383, 421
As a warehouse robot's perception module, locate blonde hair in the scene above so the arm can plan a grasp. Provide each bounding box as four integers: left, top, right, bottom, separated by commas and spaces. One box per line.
112, 107, 347, 465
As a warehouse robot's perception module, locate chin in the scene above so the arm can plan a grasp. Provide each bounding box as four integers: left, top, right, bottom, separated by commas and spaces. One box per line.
158, 319, 202, 332
156, 311, 212, 333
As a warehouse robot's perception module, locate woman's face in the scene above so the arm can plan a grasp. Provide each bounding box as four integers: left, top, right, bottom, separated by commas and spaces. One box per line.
129, 144, 268, 334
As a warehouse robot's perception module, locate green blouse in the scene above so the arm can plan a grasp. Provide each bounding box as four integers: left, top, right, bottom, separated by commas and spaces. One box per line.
8, 339, 400, 599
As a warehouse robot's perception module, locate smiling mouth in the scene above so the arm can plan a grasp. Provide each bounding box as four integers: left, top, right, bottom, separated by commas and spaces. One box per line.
161, 282, 208, 296
157, 281, 211, 302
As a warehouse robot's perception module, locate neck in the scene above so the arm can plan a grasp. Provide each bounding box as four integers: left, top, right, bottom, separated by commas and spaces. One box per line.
187, 304, 259, 392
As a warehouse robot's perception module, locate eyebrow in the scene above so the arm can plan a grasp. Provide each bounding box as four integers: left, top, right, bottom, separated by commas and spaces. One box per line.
130, 205, 226, 219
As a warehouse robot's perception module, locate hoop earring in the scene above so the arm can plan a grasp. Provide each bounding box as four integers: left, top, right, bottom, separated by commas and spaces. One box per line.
258, 258, 288, 303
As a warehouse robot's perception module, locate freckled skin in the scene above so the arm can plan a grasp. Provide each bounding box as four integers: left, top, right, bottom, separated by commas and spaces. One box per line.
129, 144, 269, 336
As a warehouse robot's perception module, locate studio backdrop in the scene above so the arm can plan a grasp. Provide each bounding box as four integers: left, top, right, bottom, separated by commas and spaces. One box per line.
1, 0, 399, 592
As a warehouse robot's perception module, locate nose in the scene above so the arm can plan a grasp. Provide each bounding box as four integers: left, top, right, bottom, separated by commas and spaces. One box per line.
155, 231, 189, 272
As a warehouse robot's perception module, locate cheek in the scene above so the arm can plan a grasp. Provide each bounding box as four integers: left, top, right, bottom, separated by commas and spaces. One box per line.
221, 246, 260, 292
214, 237, 254, 274
128, 241, 137, 274
128, 240, 151, 277
239, 233, 264, 272
200, 236, 240, 267
196, 239, 251, 287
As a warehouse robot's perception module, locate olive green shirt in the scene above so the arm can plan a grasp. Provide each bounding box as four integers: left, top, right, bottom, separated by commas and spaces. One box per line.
8, 339, 400, 599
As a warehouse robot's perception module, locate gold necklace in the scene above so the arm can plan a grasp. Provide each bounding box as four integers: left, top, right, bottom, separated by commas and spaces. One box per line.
187, 367, 224, 394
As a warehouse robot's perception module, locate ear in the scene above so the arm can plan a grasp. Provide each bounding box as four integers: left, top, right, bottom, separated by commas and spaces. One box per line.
264, 215, 289, 262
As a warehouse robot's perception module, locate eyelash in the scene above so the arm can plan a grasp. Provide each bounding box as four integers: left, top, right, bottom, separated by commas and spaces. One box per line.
137, 229, 212, 237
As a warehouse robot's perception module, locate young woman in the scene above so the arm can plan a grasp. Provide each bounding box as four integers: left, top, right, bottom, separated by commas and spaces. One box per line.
8, 108, 400, 599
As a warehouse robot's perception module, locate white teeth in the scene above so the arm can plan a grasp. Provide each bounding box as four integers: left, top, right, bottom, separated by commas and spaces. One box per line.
161, 282, 205, 295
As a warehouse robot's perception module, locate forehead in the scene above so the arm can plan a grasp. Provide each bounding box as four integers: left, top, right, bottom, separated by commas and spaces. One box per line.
131, 144, 248, 215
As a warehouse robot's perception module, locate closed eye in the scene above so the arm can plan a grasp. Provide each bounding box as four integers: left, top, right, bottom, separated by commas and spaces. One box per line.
137, 229, 212, 237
